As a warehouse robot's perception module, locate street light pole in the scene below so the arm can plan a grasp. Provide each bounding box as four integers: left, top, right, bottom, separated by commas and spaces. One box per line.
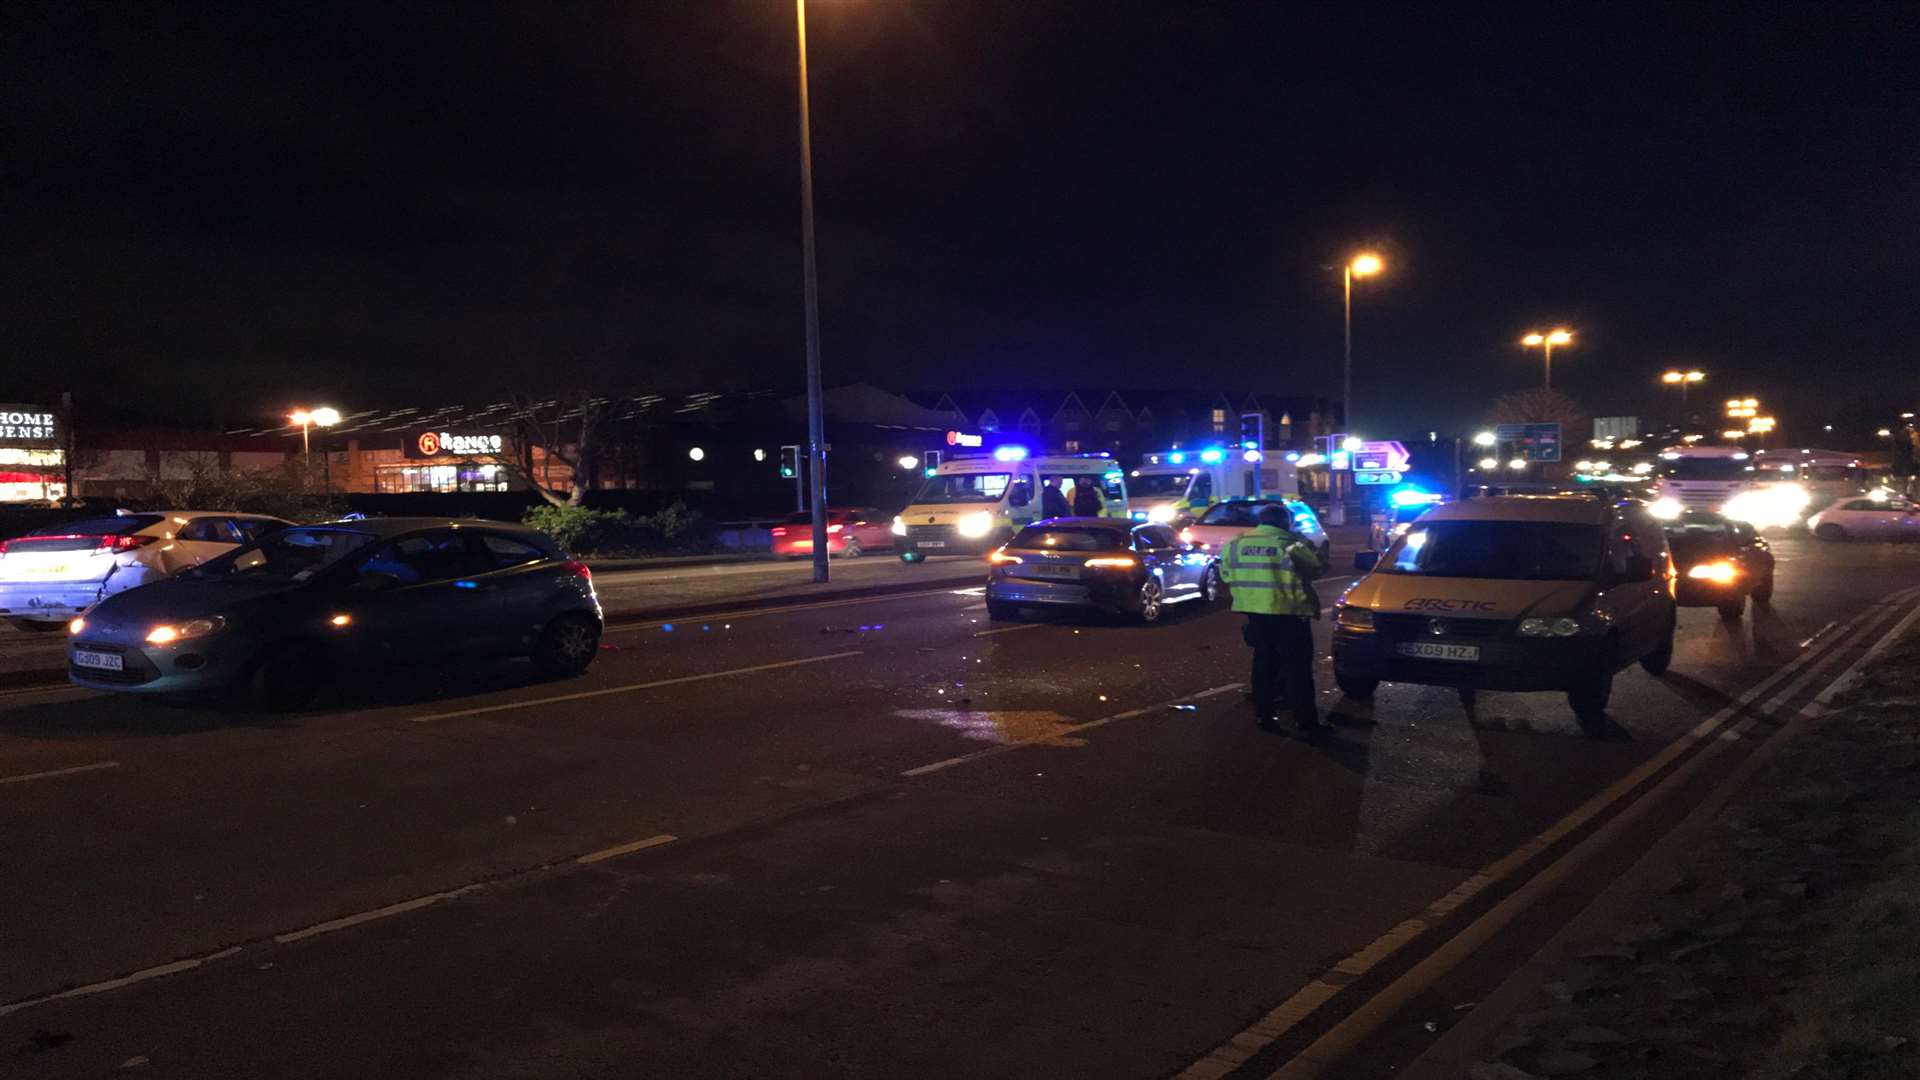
1521, 329, 1573, 391
1342, 263, 1354, 444
795, 0, 829, 584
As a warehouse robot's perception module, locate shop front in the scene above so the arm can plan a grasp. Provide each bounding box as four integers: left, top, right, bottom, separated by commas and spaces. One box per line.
0, 405, 66, 504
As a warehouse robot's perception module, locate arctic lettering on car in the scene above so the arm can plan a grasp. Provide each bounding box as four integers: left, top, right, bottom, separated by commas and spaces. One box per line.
1403, 598, 1498, 612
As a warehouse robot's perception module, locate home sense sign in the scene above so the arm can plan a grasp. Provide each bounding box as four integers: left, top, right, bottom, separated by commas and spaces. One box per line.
0, 406, 62, 449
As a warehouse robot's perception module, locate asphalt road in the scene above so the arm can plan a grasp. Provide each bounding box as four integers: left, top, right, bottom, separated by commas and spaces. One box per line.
2, 536, 1917, 1078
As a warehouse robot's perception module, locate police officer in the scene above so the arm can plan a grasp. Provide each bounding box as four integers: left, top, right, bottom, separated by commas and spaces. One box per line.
1218, 503, 1329, 734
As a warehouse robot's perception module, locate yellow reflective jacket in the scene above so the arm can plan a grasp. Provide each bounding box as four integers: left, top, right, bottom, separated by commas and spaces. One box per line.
1219, 525, 1325, 616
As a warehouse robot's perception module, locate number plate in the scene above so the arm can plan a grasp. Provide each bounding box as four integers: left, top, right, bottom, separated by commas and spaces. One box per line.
1396, 642, 1481, 662
72, 649, 124, 672
1030, 563, 1079, 578
918, 541, 947, 549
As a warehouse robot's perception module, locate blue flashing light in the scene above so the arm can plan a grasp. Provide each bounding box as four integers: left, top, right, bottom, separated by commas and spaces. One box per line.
454, 580, 478, 589
1199, 449, 1224, 464
1130, 509, 1148, 521
1284, 451, 1302, 463
993, 445, 1028, 462
1389, 487, 1444, 508
924, 467, 937, 477
1243, 449, 1264, 464
1168, 452, 1185, 464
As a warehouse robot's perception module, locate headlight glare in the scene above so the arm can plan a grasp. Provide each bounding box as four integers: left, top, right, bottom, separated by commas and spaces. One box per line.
955, 512, 994, 539
890, 515, 907, 537
1147, 504, 1176, 524
145, 616, 225, 645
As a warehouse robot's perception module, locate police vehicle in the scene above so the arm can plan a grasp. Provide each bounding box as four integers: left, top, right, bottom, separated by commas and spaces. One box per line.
892, 447, 1130, 561
1128, 448, 1298, 526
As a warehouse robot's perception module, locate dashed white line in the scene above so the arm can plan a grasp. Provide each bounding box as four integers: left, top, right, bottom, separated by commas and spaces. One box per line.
972, 622, 1047, 637
0, 760, 120, 786
0, 947, 241, 1019
408, 651, 864, 723
576, 833, 678, 864
274, 884, 487, 944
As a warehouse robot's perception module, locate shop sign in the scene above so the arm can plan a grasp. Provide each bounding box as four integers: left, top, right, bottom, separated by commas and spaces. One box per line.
408, 430, 504, 459
945, 431, 983, 448
0, 405, 61, 449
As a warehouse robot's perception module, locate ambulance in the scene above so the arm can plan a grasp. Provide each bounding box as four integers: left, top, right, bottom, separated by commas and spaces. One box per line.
892, 447, 1130, 561
1127, 448, 1298, 526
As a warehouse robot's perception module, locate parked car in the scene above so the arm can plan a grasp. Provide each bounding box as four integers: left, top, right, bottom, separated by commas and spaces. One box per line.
1178, 498, 1331, 564
1806, 493, 1920, 541
0, 511, 290, 631
769, 507, 893, 558
986, 518, 1219, 623
67, 518, 602, 708
1664, 509, 1775, 620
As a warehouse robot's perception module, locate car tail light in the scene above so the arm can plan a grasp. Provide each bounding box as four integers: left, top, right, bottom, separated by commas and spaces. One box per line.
827, 524, 843, 534
1084, 556, 1138, 570
988, 548, 1022, 565
770, 527, 788, 536
564, 560, 592, 581
106, 535, 158, 551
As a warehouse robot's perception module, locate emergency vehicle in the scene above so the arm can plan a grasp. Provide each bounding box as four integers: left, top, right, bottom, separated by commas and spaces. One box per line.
1650, 445, 1810, 528
1127, 448, 1299, 526
892, 447, 1131, 561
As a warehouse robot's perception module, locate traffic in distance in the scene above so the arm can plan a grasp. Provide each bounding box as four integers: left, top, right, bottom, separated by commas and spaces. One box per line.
15, 437, 1913, 736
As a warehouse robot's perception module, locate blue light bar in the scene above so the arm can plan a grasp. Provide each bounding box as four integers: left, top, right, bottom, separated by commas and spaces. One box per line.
1284, 451, 1301, 463
993, 445, 1028, 462
1168, 452, 1185, 464
1243, 450, 1263, 463
1199, 449, 1224, 464
1389, 487, 1443, 508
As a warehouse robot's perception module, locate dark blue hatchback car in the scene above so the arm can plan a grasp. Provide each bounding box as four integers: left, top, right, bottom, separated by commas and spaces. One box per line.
67, 517, 603, 708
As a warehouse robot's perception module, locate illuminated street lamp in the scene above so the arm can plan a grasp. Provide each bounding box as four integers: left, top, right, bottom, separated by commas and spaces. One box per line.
1722, 429, 1749, 441
1661, 369, 1706, 415
1878, 428, 1895, 438
289, 406, 342, 493
795, 0, 830, 583
1473, 431, 1497, 447
1342, 252, 1384, 441
1725, 397, 1759, 420
1520, 329, 1573, 390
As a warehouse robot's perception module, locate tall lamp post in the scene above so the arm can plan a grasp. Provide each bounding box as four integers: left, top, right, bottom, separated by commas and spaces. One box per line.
290, 406, 341, 492
1661, 369, 1705, 428
1342, 253, 1384, 441
1521, 328, 1573, 391
794, 0, 830, 583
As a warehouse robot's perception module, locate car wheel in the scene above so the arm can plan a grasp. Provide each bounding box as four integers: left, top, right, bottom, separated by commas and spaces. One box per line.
1814, 523, 1846, 541
1335, 673, 1378, 699
1640, 619, 1676, 675
11, 619, 65, 633
1568, 669, 1613, 736
244, 642, 328, 711
1718, 597, 1745, 622
533, 612, 601, 678
1752, 571, 1774, 604
1198, 565, 1222, 604
986, 600, 1021, 622
1136, 578, 1165, 623
839, 538, 862, 559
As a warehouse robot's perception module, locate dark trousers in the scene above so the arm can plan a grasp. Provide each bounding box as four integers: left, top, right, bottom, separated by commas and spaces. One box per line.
1246, 613, 1317, 724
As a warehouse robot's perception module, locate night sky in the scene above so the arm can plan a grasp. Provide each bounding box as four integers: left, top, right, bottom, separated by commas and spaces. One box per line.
5, 2, 1916, 441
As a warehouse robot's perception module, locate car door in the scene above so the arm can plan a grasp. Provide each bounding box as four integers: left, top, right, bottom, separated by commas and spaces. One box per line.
1135, 525, 1196, 598
848, 508, 888, 550
1594, 512, 1661, 659
472, 532, 565, 652
342, 530, 504, 663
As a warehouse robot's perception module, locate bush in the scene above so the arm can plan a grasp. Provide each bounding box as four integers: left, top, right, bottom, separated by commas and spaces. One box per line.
523, 501, 711, 557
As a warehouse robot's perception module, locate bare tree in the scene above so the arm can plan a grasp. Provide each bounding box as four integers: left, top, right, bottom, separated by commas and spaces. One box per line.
487, 392, 620, 507
1487, 388, 1589, 435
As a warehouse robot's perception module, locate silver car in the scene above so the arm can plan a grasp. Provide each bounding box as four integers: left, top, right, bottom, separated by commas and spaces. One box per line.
68, 517, 603, 708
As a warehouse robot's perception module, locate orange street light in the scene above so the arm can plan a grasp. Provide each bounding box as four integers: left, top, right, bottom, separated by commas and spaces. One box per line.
1342, 252, 1386, 444
1520, 328, 1574, 390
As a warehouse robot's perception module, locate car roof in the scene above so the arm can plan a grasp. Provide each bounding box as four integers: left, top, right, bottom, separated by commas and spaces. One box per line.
1419, 495, 1615, 525
303, 516, 550, 538
1022, 516, 1134, 530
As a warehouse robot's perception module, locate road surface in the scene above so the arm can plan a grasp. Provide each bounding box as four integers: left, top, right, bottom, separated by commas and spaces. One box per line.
1, 535, 1916, 1078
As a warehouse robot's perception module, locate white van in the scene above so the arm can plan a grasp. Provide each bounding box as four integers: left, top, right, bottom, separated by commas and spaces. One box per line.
893, 450, 1129, 561
1331, 496, 1677, 734
1128, 449, 1298, 526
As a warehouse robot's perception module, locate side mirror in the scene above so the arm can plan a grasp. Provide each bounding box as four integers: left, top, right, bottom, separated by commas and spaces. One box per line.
349, 571, 402, 592
1354, 550, 1379, 572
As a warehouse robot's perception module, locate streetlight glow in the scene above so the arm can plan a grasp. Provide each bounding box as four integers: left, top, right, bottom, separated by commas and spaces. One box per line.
1521, 332, 1544, 347
310, 407, 341, 427
1341, 436, 1364, 453
1349, 253, 1384, 278
897, 455, 919, 471
1520, 329, 1574, 389
1473, 431, 1497, 447
1477, 456, 1499, 469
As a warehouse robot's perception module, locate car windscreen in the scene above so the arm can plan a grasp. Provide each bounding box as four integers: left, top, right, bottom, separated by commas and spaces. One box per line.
1380, 520, 1604, 581
189, 527, 378, 583
5, 515, 165, 553
1197, 502, 1277, 528
1661, 458, 1752, 481
1129, 473, 1193, 498
1008, 526, 1127, 552
915, 472, 1010, 503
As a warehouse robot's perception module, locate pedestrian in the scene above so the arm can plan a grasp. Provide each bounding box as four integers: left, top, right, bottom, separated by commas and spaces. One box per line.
1071, 477, 1104, 517
1218, 503, 1329, 735
1041, 477, 1070, 519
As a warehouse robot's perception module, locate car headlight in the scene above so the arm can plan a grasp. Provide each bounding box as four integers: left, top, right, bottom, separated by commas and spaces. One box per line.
1686, 560, 1740, 584
68, 616, 86, 636
1147, 504, 1176, 524
1335, 605, 1374, 630
145, 616, 225, 645
955, 511, 994, 538
890, 515, 907, 537
1517, 617, 1583, 637
1649, 497, 1683, 520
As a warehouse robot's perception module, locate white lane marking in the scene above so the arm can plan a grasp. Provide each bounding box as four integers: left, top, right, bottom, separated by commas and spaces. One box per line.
1178, 586, 1920, 1080
900, 683, 1242, 777
0, 683, 93, 701
408, 651, 864, 723
605, 585, 979, 633
973, 623, 1046, 637
576, 833, 677, 864
0, 947, 241, 1019
0, 760, 120, 786
274, 884, 487, 944
1259, 589, 1920, 1080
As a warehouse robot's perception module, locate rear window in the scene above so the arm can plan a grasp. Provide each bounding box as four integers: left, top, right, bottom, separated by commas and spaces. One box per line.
1381, 520, 1604, 581
1197, 502, 1278, 528
1008, 526, 1127, 552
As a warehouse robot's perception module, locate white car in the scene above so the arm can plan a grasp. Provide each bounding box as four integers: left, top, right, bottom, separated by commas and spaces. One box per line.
1807, 494, 1920, 542
0, 511, 290, 630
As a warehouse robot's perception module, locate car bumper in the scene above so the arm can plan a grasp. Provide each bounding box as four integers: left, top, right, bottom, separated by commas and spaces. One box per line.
1333, 629, 1613, 691
1675, 580, 1749, 606
0, 581, 107, 623
67, 637, 254, 695
771, 536, 846, 556
902, 533, 999, 557
987, 574, 1137, 613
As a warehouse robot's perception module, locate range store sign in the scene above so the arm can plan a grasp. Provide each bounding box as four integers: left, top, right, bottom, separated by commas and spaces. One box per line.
408, 430, 505, 459
0, 405, 62, 449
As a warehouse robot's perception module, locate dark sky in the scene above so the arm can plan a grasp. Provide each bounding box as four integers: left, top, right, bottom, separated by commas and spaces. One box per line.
5, 2, 1916, 441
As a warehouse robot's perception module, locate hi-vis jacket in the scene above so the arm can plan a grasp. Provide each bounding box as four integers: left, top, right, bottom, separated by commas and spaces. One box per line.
1219, 524, 1326, 617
